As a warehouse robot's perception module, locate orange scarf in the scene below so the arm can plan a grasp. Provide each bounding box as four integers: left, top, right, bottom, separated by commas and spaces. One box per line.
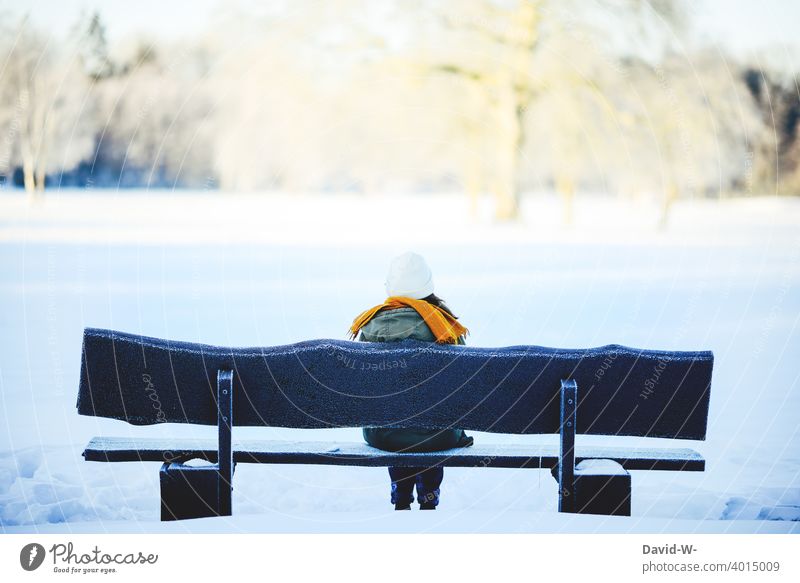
349, 296, 468, 344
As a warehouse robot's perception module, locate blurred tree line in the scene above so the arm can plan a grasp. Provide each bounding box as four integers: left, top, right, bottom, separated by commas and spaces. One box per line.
0, 0, 797, 224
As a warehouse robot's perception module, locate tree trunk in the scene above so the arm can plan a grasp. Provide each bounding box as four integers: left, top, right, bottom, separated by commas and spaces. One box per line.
489, 1, 539, 222
493, 178, 518, 221
35, 164, 46, 194
659, 183, 679, 229
22, 156, 37, 199
465, 158, 482, 219
556, 175, 575, 226
463, 131, 484, 218
492, 83, 521, 221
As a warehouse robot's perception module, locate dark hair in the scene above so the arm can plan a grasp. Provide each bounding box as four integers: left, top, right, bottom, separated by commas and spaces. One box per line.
422, 293, 457, 318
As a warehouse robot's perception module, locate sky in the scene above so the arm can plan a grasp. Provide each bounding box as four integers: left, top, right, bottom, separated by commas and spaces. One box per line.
2, 0, 799, 71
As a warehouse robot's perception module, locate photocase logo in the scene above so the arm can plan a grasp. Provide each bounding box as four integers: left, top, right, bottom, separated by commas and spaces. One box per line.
20, 543, 46, 571
16, 541, 158, 575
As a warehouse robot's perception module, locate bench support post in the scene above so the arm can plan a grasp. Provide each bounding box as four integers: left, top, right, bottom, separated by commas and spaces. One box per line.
159, 369, 234, 521
553, 380, 633, 516
557, 379, 577, 513
217, 369, 234, 516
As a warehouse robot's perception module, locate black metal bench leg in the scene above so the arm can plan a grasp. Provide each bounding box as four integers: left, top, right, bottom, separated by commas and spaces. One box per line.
557, 379, 577, 513
217, 369, 234, 517
159, 369, 234, 521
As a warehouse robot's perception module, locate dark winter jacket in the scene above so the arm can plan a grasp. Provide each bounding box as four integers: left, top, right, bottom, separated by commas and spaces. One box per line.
358, 306, 474, 453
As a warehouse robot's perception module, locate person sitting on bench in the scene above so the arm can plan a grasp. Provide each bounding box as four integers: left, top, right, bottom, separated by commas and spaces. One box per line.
349, 252, 474, 510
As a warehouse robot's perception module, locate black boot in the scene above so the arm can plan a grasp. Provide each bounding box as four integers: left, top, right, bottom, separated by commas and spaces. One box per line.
395, 503, 411, 510
419, 501, 436, 510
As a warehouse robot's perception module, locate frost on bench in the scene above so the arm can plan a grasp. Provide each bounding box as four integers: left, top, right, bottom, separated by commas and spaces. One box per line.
83, 436, 705, 471
77, 328, 713, 440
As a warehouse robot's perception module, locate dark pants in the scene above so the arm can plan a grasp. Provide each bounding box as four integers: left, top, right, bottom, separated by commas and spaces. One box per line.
388, 466, 444, 508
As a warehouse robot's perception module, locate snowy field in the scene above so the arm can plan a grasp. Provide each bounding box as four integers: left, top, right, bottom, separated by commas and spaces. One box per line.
1, 189, 799, 533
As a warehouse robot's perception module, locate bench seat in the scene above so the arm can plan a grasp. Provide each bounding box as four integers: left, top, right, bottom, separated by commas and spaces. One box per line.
83, 436, 705, 471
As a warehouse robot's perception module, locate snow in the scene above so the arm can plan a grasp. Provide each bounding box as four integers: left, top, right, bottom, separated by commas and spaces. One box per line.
1, 189, 799, 532
3, 509, 797, 535
756, 505, 800, 522
81, 436, 704, 467
576, 459, 629, 475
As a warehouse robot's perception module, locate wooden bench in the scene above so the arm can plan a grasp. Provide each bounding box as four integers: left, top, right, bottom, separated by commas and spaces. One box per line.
77, 327, 713, 520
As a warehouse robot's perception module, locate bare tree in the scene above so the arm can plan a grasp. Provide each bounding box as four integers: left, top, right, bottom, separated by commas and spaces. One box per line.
1, 17, 94, 198
409, 0, 689, 221
743, 67, 800, 196
608, 50, 763, 227
93, 40, 215, 188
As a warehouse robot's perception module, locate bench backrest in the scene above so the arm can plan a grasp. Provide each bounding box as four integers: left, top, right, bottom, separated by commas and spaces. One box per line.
77, 328, 713, 440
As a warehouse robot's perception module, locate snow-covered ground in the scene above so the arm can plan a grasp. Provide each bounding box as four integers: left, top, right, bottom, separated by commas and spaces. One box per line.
1, 189, 798, 533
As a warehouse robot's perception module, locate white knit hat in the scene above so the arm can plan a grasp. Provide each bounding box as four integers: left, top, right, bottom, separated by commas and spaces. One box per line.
384, 252, 434, 300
